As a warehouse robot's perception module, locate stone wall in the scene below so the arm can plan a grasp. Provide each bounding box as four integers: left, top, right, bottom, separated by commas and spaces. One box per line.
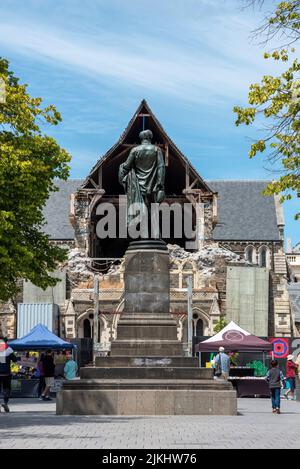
204, 200, 214, 241
0, 300, 16, 338
1, 238, 295, 342
72, 192, 90, 252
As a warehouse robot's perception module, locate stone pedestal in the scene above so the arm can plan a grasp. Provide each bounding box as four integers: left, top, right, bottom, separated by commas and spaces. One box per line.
124, 248, 169, 314
110, 312, 182, 356
57, 243, 237, 416
111, 245, 181, 356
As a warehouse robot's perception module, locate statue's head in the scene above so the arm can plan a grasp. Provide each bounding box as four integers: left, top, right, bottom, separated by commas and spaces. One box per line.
139, 129, 153, 142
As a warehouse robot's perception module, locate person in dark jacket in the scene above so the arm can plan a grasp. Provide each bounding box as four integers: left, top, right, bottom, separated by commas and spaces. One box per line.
37, 353, 46, 399
0, 338, 18, 412
266, 360, 285, 414
40, 350, 55, 401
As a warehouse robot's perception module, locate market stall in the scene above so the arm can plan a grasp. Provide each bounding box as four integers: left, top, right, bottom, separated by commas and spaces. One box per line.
9, 324, 74, 351
195, 321, 273, 398
7, 324, 75, 397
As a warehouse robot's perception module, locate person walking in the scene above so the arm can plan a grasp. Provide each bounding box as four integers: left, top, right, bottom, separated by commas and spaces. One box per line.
0, 338, 18, 413
37, 353, 46, 399
64, 355, 78, 380
284, 354, 298, 401
40, 350, 55, 401
214, 347, 230, 381
54, 351, 67, 378
266, 360, 285, 414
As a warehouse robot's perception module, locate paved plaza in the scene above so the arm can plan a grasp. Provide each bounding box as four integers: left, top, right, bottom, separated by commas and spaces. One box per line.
0, 398, 299, 449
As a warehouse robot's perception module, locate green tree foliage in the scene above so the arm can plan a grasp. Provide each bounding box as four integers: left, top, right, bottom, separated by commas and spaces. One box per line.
234, 1, 300, 218
0, 58, 71, 301
213, 318, 228, 334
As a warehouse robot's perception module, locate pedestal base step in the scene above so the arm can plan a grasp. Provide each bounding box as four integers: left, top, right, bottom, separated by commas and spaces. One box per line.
56, 387, 237, 416
110, 340, 183, 357
80, 367, 213, 380
95, 356, 199, 368
62, 378, 233, 391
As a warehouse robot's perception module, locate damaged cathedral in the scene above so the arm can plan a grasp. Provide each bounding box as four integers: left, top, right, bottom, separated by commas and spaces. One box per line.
0, 101, 296, 347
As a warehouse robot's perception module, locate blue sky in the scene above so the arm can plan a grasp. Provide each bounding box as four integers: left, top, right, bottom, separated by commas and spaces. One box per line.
0, 0, 299, 244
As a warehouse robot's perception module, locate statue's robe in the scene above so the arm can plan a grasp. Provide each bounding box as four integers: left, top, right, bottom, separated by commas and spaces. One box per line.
119, 143, 165, 227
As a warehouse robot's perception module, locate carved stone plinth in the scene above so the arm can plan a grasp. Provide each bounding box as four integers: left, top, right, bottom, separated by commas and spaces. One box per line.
124, 247, 169, 314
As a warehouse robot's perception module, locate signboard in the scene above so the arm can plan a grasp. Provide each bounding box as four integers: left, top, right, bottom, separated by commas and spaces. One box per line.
268, 338, 290, 359
50, 379, 64, 394
19, 356, 37, 368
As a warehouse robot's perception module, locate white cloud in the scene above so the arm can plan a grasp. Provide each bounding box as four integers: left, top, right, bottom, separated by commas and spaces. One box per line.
0, 2, 286, 106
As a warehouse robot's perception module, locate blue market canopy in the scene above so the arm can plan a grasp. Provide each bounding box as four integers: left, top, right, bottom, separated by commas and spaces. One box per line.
9, 324, 75, 351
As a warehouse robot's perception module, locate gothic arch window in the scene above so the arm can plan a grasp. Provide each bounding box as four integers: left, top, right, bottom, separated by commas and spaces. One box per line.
196, 319, 204, 337
192, 309, 210, 337
245, 246, 256, 263
259, 246, 269, 268
182, 261, 194, 271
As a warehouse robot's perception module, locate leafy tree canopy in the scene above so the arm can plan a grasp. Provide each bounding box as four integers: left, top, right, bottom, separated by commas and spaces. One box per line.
0, 58, 71, 301
234, 1, 300, 218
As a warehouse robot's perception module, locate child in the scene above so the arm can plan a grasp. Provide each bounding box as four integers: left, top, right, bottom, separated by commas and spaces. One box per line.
266, 360, 285, 414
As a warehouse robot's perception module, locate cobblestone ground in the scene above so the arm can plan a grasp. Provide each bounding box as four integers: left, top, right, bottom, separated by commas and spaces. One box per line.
0, 398, 299, 449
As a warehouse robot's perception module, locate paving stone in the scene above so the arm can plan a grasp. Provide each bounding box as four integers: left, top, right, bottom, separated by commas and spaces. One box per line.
0, 398, 299, 449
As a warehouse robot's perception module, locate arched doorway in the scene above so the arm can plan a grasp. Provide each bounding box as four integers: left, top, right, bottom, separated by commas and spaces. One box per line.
78, 312, 94, 339
83, 319, 92, 338
196, 319, 204, 337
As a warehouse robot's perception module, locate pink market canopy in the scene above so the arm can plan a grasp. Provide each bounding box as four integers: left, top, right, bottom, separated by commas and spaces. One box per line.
195, 321, 273, 353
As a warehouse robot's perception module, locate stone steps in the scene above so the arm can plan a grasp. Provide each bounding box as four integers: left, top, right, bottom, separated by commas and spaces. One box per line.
116, 324, 178, 340
57, 387, 237, 415
62, 378, 232, 391
110, 340, 183, 356
274, 254, 288, 275
80, 366, 213, 380
95, 356, 199, 368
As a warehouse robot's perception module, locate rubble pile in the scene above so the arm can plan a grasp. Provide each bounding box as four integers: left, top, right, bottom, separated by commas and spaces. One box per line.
66, 249, 94, 287
66, 243, 247, 286
66, 249, 122, 287
168, 243, 247, 278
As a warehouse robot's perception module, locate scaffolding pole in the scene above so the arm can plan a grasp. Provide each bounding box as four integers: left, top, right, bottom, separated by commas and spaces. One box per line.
187, 275, 193, 357
93, 275, 99, 363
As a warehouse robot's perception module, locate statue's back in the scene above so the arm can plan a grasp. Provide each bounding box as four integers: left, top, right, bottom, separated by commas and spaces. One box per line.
134, 143, 158, 171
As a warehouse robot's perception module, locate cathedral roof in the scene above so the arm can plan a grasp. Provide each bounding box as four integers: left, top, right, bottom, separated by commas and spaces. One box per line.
208, 180, 281, 241
42, 179, 281, 242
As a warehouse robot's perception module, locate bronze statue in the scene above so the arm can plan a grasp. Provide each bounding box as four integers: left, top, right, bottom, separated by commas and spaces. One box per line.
119, 130, 165, 238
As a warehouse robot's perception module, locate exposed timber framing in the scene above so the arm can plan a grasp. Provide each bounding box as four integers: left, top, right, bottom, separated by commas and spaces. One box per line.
80, 100, 214, 195
185, 163, 190, 189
